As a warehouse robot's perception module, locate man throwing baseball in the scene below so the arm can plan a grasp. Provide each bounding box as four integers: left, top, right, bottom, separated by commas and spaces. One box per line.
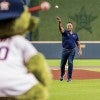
56, 16, 82, 82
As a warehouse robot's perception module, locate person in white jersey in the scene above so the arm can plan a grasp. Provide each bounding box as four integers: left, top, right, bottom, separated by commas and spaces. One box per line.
0, 0, 52, 100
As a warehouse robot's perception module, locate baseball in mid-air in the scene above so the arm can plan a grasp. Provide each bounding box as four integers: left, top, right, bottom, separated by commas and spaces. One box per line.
55, 5, 59, 8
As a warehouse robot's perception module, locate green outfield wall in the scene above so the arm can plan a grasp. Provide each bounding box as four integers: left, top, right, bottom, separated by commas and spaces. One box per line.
28, 0, 100, 41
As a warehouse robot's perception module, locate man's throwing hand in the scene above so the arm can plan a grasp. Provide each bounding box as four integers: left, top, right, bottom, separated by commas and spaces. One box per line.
56, 16, 61, 23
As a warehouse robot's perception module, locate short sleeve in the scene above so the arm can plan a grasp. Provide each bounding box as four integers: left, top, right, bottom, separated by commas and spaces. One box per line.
23, 41, 38, 63
76, 34, 79, 41
13, 35, 38, 63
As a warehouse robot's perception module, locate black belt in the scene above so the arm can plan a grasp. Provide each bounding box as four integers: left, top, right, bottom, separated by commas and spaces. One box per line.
66, 48, 75, 50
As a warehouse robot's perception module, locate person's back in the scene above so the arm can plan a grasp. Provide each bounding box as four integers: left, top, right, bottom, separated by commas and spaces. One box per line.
0, 35, 38, 96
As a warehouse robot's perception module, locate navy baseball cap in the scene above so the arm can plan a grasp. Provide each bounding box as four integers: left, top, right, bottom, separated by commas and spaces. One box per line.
0, 0, 24, 20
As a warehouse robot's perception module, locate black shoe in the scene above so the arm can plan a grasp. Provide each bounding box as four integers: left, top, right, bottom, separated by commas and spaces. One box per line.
60, 76, 64, 81
67, 79, 72, 82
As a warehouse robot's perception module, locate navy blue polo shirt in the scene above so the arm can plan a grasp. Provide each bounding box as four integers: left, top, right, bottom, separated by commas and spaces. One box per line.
62, 30, 79, 49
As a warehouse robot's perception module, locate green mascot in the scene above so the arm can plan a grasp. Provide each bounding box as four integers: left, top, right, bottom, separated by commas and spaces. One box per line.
0, 0, 52, 100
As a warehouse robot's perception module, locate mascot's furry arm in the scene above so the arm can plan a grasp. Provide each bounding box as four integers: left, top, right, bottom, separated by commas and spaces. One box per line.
16, 53, 52, 100
26, 53, 52, 87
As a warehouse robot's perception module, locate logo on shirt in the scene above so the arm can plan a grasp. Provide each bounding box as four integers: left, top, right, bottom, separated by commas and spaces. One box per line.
72, 34, 76, 37
0, 0, 10, 11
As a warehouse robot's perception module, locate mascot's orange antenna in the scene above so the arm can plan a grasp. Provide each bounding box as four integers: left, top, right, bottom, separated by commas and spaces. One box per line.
29, 1, 50, 12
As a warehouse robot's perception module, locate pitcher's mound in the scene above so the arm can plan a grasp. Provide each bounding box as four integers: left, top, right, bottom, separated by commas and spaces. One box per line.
52, 69, 100, 80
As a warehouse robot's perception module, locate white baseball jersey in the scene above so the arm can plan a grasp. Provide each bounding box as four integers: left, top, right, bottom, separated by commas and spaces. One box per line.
0, 35, 38, 96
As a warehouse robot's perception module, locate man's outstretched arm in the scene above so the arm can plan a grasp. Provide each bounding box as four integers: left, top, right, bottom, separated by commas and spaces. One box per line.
56, 16, 64, 33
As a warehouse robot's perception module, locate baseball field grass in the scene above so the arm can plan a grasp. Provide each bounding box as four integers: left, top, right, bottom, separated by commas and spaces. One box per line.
48, 80, 100, 100
47, 59, 100, 67
47, 59, 100, 100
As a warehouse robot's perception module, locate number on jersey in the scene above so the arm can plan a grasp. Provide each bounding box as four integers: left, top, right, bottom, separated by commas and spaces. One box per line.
0, 47, 9, 60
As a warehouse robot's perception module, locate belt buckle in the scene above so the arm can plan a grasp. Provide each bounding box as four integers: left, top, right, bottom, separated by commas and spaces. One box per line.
66, 49, 70, 50
66, 48, 74, 50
